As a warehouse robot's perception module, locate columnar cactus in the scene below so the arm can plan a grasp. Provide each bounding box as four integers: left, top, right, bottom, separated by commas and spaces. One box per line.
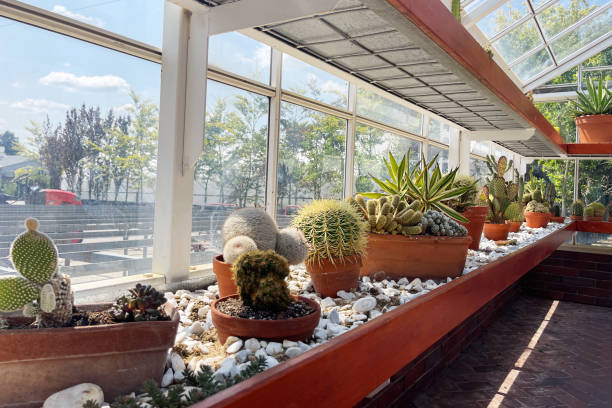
232, 250, 293, 311
553, 204, 561, 217
480, 156, 519, 224
0, 218, 72, 327
347, 194, 422, 235
543, 181, 557, 212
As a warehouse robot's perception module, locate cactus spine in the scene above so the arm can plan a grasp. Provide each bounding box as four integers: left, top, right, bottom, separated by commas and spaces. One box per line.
348, 194, 422, 235
504, 202, 524, 222
481, 156, 519, 224
570, 201, 584, 217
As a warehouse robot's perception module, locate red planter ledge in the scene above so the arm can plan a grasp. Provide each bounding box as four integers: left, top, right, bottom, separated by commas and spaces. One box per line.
194, 224, 574, 408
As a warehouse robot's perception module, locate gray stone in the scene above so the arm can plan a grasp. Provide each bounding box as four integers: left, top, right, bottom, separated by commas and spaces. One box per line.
161, 368, 174, 387
353, 296, 376, 313
328, 307, 341, 325
285, 347, 303, 358
43, 383, 104, 408
244, 338, 261, 352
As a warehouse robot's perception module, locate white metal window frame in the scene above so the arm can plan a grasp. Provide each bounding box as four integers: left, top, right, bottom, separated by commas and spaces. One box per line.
0, 0, 487, 285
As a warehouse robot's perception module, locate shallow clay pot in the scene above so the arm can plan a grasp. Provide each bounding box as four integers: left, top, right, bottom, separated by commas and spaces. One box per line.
211, 295, 321, 344
360, 234, 471, 280
575, 114, 612, 143
305, 255, 362, 298
550, 216, 565, 223
458, 206, 488, 250
0, 303, 179, 408
525, 211, 549, 228
584, 216, 603, 222
213, 254, 238, 297
483, 223, 510, 241
505, 220, 522, 233
570, 215, 583, 221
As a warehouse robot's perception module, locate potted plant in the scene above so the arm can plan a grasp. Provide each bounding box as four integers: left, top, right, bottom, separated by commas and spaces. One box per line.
0, 219, 179, 407
524, 200, 550, 228
448, 174, 488, 250
216, 208, 308, 297
550, 203, 565, 223
480, 156, 518, 241
574, 76, 612, 143
504, 202, 524, 233
584, 202, 606, 221
211, 250, 320, 344
570, 201, 584, 221
293, 200, 367, 297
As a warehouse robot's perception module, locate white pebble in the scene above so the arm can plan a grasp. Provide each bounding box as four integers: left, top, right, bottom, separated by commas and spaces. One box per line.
161, 368, 174, 387
235, 349, 251, 363
244, 338, 261, 352
174, 369, 185, 381
352, 313, 367, 321
297, 341, 311, 352
266, 342, 283, 355
189, 321, 204, 336
317, 318, 328, 329
170, 353, 186, 372
225, 339, 243, 354
337, 290, 355, 300
424, 279, 437, 290
320, 297, 336, 309
197, 306, 209, 318
255, 349, 268, 359
353, 296, 377, 313
283, 340, 298, 348
369, 310, 382, 319
314, 328, 328, 340
328, 308, 341, 325
265, 356, 279, 368
285, 347, 303, 358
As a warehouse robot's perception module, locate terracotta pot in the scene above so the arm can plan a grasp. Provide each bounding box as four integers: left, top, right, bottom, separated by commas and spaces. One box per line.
525, 211, 549, 228
458, 206, 488, 250
505, 220, 522, 233
575, 114, 612, 143
584, 216, 603, 222
305, 255, 362, 298
0, 303, 179, 408
550, 216, 565, 223
483, 223, 510, 241
360, 233, 472, 280
213, 254, 238, 297
570, 215, 583, 221
211, 295, 320, 344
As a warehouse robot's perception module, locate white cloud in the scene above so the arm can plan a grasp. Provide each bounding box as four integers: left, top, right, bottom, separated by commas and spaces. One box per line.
40, 72, 130, 92
52, 5, 104, 27
321, 79, 346, 95
11, 82, 21, 88
10, 98, 69, 113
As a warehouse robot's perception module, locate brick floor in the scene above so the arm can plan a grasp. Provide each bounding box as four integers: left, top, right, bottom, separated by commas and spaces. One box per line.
407, 295, 612, 408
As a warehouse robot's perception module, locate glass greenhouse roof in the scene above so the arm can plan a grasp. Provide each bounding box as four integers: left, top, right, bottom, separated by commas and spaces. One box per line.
462, 0, 612, 91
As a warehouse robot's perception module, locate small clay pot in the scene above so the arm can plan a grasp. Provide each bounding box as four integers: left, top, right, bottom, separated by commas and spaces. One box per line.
570, 215, 583, 221
575, 114, 612, 143
525, 211, 549, 228
305, 255, 362, 298
550, 216, 565, 223
211, 295, 321, 344
505, 220, 522, 233
213, 254, 238, 298
584, 216, 603, 222
458, 206, 488, 250
483, 223, 510, 241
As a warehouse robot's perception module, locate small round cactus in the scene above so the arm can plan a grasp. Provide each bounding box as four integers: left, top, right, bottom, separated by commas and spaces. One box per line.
570, 201, 584, 217
504, 202, 524, 222
10, 218, 58, 284
525, 200, 549, 213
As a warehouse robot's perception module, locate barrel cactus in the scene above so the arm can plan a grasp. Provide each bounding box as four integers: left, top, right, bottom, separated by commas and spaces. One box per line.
525, 200, 549, 213
293, 199, 367, 266
570, 201, 584, 216
504, 202, 524, 222
586, 202, 606, 217
0, 218, 72, 327
347, 194, 422, 236
232, 250, 293, 311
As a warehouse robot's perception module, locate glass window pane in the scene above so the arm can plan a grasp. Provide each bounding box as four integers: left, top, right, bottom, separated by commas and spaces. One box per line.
354, 123, 422, 193
551, 8, 612, 62
470, 158, 489, 184
577, 159, 612, 213
428, 118, 457, 145
0, 18, 160, 291
537, 0, 605, 39
209, 32, 271, 84
276, 103, 346, 227
356, 88, 423, 134
191, 80, 269, 265
526, 159, 576, 215
470, 140, 490, 156
282, 54, 348, 109
493, 18, 543, 62
511, 48, 553, 82
476, 0, 530, 39
427, 145, 449, 174
18, 0, 163, 47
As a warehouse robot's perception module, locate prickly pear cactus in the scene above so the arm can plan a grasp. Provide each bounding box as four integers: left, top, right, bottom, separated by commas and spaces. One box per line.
347, 194, 422, 236
10, 218, 57, 284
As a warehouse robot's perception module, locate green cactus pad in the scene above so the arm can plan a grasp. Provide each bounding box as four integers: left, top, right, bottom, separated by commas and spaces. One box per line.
10, 218, 58, 284
0, 277, 40, 312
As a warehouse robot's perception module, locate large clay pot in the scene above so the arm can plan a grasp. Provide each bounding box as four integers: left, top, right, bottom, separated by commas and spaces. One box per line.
458, 206, 488, 250
550, 216, 565, 223
211, 295, 320, 344
584, 216, 603, 222
360, 234, 471, 280
305, 255, 362, 298
213, 254, 238, 297
575, 114, 612, 143
570, 215, 583, 221
0, 303, 179, 408
505, 220, 522, 233
525, 211, 549, 228
483, 223, 510, 241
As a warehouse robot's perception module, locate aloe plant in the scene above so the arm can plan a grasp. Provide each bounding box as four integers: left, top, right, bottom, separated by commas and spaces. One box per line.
575, 76, 612, 116
362, 151, 474, 223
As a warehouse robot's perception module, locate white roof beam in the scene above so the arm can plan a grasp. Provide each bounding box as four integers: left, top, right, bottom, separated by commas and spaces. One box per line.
469, 128, 536, 141
462, 0, 507, 28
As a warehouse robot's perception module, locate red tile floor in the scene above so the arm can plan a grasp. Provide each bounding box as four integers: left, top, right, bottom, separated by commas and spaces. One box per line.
408, 295, 612, 408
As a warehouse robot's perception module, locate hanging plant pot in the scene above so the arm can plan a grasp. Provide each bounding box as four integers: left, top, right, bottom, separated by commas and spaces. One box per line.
505, 221, 522, 233
305, 255, 362, 298
213, 254, 238, 298
570, 215, 583, 221
458, 206, 488, 250
360, 234, 471, 280
575, 114, 612, 143
525, 212, 549, 228
483, 223, 510, 241
211, 295, 320, 344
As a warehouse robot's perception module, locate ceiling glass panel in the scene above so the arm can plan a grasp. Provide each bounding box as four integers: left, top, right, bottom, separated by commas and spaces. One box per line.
511, 48, 554, 82
537, 0, 606, 40
492, 18, 543, 62
530, 0, 551, 9
476, 0, 530, 39
551, 7, 612, 61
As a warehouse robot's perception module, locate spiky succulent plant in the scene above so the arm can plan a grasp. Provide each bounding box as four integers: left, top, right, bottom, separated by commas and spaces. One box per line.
419, 210, 467, 237
570, 201, 584, 216
232, 250, 293, 311
347, 194, 422, 235
586, 202, 606, 217
447, 174, 480, 213
525, 200, 549, 213
504, 202, 524, 222
293, 199, 367, 266
479, 156, 520, 224
111, 284, 167, 322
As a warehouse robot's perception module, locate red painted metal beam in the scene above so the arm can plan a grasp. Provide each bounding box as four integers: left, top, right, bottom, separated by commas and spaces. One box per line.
194, 225, 574, 408
577, 221, 612, 234
562, 143, 612, 156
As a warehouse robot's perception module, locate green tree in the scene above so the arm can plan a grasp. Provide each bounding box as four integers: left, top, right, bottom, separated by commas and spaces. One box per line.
0, 131, 18, 155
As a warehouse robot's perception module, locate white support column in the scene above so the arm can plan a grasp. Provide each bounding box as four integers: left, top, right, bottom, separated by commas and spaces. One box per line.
422, 116, 430, 160
573, 159, 579, 202
458, 130, 471, 175
153, 2, 209, 283
344, 83, 357, 199
265, 49, 282, 219
448, 128, 460, 171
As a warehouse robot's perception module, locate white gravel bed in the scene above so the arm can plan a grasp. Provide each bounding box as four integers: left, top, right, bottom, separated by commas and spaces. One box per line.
155, 219, 570, 393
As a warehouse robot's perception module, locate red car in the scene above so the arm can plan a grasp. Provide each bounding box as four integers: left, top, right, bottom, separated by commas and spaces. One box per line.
28, 189, 82, 206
